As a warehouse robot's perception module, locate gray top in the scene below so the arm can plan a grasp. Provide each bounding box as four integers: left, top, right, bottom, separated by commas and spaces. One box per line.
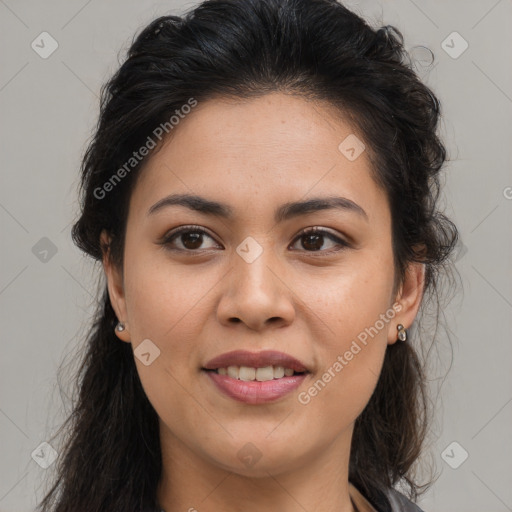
368, 485, 427, 512
386, 489, 425, 511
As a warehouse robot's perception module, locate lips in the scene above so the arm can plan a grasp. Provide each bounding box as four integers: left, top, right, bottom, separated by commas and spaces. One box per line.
202, 349, 310, 373
204, 371, 307, 404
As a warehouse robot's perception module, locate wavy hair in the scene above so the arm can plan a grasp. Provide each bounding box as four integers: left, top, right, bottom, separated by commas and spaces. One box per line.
37, 0, 458, 510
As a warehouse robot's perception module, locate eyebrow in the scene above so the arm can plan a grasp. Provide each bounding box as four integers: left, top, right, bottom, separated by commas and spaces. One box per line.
147, 193, 368, 222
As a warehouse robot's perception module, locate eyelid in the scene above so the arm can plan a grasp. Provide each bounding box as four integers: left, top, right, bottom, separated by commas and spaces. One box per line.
296, 226, 347, 241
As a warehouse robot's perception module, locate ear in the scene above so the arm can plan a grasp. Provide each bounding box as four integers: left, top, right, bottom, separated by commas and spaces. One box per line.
387, 261, 425, 345
100, 229, 131, 343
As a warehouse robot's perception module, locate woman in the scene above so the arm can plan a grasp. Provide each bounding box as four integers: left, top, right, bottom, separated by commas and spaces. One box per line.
38, 0, 458, 510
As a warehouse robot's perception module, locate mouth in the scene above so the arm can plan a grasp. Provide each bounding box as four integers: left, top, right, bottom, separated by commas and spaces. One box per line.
201, 350, 311, 404
202, 368, 309, 404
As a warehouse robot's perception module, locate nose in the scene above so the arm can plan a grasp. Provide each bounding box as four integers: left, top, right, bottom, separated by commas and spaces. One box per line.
216, 242, 295, 331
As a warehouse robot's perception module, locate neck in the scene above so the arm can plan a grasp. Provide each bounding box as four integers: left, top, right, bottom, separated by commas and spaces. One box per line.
156, 422, 357, 512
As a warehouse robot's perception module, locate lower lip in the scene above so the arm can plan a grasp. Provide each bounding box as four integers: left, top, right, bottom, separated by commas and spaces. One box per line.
204, 370, 308, 404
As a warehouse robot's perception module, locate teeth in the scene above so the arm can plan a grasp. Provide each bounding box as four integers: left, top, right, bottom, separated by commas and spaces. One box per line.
255, 366, 273, 381
215, 365, 301, 381
227, 366, 239, 379
239, 366, 256, 381
273, 366, 285, 378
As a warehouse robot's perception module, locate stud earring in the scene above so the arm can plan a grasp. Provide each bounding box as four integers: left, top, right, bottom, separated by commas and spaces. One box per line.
397, 323, 407, 342
115, 322, 125, 332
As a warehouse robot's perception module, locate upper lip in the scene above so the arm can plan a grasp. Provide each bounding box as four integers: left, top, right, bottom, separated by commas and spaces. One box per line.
203, 350, 310, 372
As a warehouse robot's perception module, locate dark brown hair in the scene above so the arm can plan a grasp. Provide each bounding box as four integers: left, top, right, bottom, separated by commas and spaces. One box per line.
37, 0, 458, 510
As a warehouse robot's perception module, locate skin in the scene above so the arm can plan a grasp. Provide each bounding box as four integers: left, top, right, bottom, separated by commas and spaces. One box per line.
101, 92, 425, 512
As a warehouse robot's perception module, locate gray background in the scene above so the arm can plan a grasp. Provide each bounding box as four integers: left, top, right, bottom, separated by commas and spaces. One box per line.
1, 0, 511, 511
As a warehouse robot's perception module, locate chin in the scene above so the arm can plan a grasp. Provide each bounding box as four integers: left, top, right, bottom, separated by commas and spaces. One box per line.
205, 438, 306, 478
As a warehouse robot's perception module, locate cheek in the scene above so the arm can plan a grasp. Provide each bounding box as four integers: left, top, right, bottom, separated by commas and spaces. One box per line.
297, 290, 390, 432
293, 253, 394, 416
122, 255, 209, 425
123, 248, 209, 344
122, 250, 217, 414
296, 251, 396, 344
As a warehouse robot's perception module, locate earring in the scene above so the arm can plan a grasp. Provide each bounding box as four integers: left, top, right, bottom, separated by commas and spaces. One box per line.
115, 322, 125, 332
397, 324, 407, 342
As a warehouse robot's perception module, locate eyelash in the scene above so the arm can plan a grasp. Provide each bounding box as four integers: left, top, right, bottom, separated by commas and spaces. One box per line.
159, 224, 350, 255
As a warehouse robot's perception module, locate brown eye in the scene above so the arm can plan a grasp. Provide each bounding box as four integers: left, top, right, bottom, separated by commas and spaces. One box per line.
160, 225, 220, 252
178, 231, 204, 250
291, 227, 349, 253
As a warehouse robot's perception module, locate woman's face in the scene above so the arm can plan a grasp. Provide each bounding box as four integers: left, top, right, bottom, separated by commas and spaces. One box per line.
102, 92, 423, 478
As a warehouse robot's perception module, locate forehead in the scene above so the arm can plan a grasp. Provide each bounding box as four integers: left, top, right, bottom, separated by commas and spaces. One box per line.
127, 92, 388, 225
